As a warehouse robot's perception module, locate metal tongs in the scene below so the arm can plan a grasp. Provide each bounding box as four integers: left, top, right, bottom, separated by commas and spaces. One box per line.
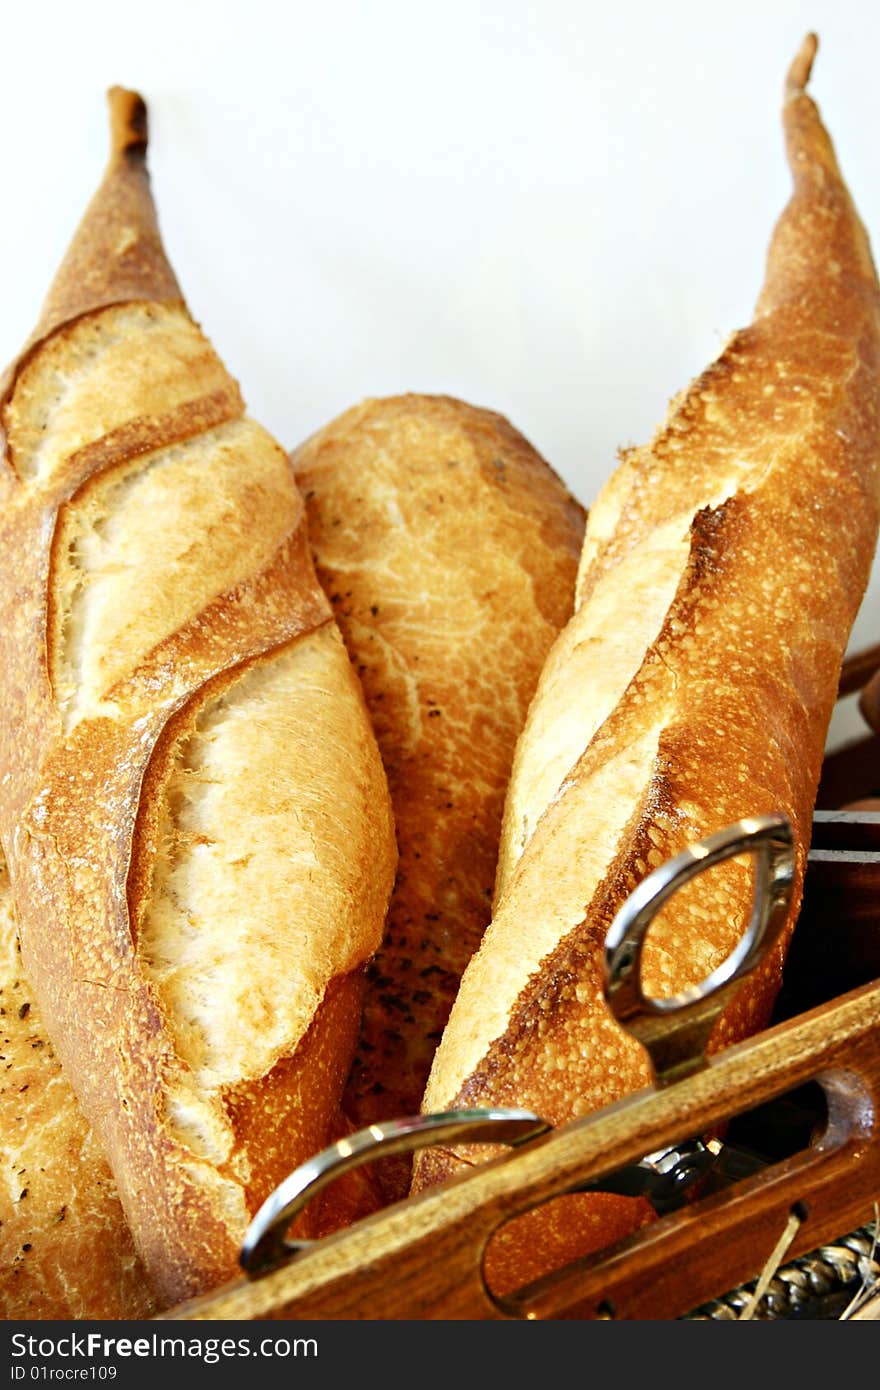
240, 814, 795, 1278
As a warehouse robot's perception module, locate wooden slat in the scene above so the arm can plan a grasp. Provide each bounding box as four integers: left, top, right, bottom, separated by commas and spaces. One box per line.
161, 979, 880, 1321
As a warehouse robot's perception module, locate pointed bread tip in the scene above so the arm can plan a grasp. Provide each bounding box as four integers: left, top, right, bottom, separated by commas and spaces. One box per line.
17, 85, 180, 362
107, 87, 148, 159
786, 33, 818, 100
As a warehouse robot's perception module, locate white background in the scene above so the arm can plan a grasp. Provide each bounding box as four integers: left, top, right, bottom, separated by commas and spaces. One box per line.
2, 0, 879, 745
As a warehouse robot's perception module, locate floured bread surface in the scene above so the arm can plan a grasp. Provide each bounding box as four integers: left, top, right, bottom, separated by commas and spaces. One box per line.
293, 394, 585, 1169
425, 723, 668, 1108
0, 852, 154, 1319
51, 417, 301, 728
496, 514, 691, 894
496, 457, 756, 899
138, 624, 391, 1095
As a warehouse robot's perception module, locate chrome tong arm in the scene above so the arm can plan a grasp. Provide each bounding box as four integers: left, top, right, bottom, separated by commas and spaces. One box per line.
604, 814, 795, 1085
241, 1109, 549, 1277
542, 814, 795, 1211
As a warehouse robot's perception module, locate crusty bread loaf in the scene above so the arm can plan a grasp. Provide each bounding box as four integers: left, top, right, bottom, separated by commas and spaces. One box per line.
412, 35, 880, 1294
0, 90, 396, 1306
292, 396, 585, 1194
0, 850, 154, 1319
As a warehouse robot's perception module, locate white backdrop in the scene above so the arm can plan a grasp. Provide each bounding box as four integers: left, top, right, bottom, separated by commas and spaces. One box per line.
2, 0, 878, 745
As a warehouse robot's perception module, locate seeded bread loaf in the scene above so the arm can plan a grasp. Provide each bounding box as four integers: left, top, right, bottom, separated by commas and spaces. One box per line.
293, 397, 584, 1195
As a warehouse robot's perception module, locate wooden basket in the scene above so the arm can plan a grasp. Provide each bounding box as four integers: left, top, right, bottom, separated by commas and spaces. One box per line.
161, 659, 880, 1322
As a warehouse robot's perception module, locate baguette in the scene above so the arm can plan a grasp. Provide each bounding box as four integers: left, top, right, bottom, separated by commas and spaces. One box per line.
412, 35, 880, 1294
0, 90, 396, 1305
293, 397, 584, 1194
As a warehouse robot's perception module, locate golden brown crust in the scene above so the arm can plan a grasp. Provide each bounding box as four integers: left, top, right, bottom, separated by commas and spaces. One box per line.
0, 850, 155, 1319
0, 90, 181, 425
413, 37, 880, 1286
292, 396, 584, 1194
0, 91, 396, 1305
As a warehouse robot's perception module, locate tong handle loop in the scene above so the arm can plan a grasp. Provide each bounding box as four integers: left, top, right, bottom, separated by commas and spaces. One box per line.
240, 1108, 549, 1278
604, 814, 795, 1086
